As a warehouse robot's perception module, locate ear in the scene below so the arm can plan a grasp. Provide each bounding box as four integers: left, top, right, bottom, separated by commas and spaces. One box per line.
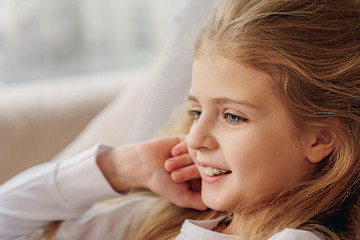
305, 127, 338, 163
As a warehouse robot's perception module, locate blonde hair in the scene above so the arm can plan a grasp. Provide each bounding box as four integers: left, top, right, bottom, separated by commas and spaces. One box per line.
192, 0, 360, 239
45, 0, 360, 239
139, 0, 360, 239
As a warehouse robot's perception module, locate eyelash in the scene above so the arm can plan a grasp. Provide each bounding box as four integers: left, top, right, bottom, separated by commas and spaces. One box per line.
223, 113, 248, 124
188, 110, 248, 125
188, 110, 201, 120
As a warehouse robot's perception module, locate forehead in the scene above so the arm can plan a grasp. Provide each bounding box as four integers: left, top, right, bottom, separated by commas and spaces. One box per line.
191, 53, 275, 111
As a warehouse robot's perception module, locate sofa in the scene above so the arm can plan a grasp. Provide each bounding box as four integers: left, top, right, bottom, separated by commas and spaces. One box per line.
0, 0, 215, 184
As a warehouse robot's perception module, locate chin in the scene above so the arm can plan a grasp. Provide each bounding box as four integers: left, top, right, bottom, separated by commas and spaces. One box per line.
202, 189, 249, 213
202, 191, 235, 212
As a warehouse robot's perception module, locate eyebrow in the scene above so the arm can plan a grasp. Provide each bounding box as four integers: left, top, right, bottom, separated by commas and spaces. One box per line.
188, 95, 259, 110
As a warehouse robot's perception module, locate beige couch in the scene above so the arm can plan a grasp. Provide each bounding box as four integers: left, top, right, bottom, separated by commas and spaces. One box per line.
0, 68, 153, 184
0, 0, 215, 185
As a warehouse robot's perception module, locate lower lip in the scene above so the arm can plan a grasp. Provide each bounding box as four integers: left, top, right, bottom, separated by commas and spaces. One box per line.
200, 172, 231, 184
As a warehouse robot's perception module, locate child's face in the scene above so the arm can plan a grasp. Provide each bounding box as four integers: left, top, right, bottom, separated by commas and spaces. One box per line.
188, 52, 314, 212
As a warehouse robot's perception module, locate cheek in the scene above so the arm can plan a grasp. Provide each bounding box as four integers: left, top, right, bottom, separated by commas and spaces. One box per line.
223, 141, 260, 177
221, 131, 261, 163
222, 129, 293, 172
188, 147, 197, 161
225, 130, 308, 194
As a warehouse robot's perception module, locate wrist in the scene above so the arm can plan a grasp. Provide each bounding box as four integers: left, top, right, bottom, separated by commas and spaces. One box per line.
96, 151, 121, 192
97, 145, 142, 192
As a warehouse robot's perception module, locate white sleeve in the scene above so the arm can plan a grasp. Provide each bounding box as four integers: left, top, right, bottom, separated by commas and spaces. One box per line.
0, 144, 121, 239
268, 228, 323, 240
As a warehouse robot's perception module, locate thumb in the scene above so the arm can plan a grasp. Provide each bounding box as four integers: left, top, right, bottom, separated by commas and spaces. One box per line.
171, 136, 188, 156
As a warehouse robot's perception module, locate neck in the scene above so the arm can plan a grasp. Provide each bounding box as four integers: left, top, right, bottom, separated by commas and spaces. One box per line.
218, 213, 245, 235
218, 210, 266, 236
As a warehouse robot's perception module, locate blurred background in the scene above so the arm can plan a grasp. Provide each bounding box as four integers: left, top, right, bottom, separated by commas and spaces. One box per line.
0, 0, 189, 85
0, 0, 193, 184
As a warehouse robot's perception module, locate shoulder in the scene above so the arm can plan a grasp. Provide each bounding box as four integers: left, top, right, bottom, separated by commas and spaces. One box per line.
268, 228, 323, 240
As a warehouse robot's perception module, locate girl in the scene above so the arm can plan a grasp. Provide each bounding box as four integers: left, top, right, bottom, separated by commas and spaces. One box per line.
1, 0, 360, 239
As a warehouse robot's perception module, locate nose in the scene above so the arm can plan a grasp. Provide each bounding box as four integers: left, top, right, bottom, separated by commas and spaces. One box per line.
187, 117, 218, 151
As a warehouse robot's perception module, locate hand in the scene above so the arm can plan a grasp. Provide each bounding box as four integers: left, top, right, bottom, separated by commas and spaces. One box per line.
164, 138, 201, 193
97, 135, 207, 210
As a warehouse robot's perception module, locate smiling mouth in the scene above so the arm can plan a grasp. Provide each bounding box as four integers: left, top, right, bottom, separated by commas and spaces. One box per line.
203, 166, 232, 177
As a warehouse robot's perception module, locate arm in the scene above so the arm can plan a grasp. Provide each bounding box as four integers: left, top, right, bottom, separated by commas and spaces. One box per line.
0, 144, 119, 239
0, 136, 205, 239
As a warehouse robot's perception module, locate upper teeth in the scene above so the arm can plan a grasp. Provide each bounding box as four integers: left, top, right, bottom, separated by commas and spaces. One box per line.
204, 166, 228, 176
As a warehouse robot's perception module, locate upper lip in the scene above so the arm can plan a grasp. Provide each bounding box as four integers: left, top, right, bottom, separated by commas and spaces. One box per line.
196, 161, 230, 172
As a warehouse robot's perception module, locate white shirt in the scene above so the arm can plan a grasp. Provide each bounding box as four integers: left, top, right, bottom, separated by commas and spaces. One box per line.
0, 144, 322, 240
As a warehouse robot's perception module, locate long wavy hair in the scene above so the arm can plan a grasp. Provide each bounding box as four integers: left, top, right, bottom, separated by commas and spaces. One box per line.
136, 0, 360, 239
44, 0, 360, 239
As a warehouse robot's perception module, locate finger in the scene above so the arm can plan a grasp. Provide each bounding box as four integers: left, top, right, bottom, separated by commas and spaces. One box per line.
171, 138, 188, 156
150, 135, 184, 150
170, 165, 201, 183
176, 134, 186, 142
164, 154, 194, 172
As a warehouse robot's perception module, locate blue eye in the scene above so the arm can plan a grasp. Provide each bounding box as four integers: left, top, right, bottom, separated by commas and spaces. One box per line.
224, 113, 247, 124
188, 110, 201, 120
